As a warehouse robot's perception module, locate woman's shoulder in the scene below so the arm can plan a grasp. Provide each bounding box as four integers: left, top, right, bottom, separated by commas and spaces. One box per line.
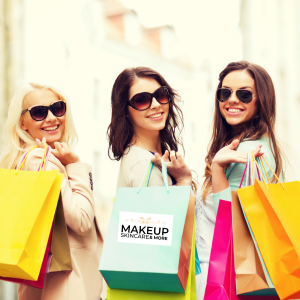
237, 136, 270, 152
120, 145, 153, 169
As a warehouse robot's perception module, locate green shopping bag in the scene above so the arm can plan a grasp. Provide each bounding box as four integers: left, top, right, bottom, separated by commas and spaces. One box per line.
99, 159, 193, 293
106, 221, 197, 300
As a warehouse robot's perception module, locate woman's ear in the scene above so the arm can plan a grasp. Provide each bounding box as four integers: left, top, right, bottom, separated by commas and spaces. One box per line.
20, 118, 27, 131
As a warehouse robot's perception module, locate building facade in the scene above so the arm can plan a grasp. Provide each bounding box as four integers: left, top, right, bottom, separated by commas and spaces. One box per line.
240, 0, 300, 180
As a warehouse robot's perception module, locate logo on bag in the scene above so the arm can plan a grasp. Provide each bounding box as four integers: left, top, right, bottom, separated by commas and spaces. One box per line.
118, 211, 173, 246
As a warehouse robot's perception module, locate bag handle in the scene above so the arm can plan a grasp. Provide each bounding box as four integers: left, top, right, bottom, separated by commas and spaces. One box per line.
137, 158, 169, 193
239, 152, 265, 188
16, 144, 51, 174
250, 151, 284, 189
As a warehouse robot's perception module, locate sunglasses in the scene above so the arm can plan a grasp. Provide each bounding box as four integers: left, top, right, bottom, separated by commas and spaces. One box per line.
217, 88, 256, 104
128, 86, 170, 111
21, 101, 67, 121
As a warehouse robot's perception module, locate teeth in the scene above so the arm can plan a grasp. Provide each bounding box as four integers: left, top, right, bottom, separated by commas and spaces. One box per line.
149, 113, 162, 118
228, 109, 243, 112
43, 125, 58, 131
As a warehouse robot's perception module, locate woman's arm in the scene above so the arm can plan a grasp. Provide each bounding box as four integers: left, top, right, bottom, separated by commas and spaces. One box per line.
211, 139, 263, 214
24, 148, 96, 236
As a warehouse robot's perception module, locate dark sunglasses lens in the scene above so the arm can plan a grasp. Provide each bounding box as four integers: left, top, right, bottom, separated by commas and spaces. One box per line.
132, 94, 152, 110
154, 87, 169, 104
30, 106, 48, 121
217, 89, 232, 102
236, 90, 253, 103
50, 101, 66, 117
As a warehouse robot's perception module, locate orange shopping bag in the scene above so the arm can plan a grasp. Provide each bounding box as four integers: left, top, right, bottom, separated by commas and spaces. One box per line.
237, 152, 300, 300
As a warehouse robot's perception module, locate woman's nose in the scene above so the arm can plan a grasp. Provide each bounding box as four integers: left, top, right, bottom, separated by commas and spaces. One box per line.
228, 91, 240, 103
45, 109, 56, 121
150, 97, 161, 109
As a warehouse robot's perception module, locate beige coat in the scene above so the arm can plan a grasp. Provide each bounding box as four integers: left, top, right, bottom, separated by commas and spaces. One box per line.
117, 145, 172, 189
17, 148, 103, 300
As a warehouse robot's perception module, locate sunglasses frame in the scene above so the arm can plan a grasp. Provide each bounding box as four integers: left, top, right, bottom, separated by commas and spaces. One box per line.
21, 100, 67, 121
217, 88, 257, 104
127, 86, 171, 111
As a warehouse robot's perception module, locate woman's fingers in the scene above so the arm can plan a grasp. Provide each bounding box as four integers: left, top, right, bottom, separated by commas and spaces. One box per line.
51, 148, 60, 157
151, 153, 162, 165
229, 139, 240, 150
162, 150, 169, 162
35, 138, 42, 148
176, 151, 184, 165
35, 137, 47, 148
236, 157, 248, 163
54, 142, 65, 155
169, 150, 177, 164
252, 145, 264, 157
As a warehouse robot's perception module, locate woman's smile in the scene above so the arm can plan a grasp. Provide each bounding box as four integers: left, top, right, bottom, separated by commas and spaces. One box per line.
224, 107, 245, 116
146, 112, 164, 120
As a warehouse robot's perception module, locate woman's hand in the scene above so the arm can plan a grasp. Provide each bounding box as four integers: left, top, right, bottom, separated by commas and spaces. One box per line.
151, 150, 192, 186
212, 139, 263, 169
211, 139, 264, 194
36, 137, 80, 166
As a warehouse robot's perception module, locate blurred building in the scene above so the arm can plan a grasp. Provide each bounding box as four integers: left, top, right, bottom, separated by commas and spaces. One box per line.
0, 0, 24, 151
21, 0, 213, 235
0, 0, 24, 298
240, 0, 300, 180
0, 1, 213, 298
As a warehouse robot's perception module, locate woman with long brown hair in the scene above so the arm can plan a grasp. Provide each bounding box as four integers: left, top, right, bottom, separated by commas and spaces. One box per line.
195, 61, 283, 299
107, 66, 193, 194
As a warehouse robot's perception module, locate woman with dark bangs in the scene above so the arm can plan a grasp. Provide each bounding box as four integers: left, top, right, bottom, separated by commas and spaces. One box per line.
195, 61, 284, 299
107, 66, 195, 196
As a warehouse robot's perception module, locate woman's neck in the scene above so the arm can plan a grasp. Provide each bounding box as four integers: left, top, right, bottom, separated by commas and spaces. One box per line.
130, 129, 162, 155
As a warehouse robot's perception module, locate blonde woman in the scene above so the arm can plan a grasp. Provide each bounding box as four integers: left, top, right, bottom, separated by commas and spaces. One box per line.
0, 83, 103, 300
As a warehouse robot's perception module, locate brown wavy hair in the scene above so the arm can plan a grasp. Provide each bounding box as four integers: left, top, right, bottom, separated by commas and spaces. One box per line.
107, 66, 184, 160
202, 60, 283, 199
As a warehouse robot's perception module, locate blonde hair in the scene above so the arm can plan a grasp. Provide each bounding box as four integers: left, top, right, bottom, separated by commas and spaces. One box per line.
0, 83, 78, 169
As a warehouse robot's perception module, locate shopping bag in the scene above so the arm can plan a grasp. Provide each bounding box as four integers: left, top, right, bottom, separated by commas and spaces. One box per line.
100, 159, 194, 293
237, 152, 300, 300
106, 221, 197, 300
0, 145, 64, 280
232, 154, 277, 296
48, 195, 72, 272
0, 223, 54, 288
205, 200, 279, 300
204, 200, 234, 299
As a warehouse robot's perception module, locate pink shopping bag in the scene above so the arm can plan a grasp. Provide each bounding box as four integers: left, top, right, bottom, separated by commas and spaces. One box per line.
204, 200, 279, 300
204, 200, 235, 299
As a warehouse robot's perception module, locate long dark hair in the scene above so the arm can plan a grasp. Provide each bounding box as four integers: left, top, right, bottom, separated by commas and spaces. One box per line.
202, 60, 283, 199
107, 67, 184, 160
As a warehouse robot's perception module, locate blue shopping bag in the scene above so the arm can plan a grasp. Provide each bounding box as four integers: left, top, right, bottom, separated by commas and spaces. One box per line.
99, 159, 194, 293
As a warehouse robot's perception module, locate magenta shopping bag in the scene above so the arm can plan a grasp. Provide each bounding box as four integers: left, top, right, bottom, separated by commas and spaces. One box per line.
204, 200, 279, 300
204, 200, 235, 299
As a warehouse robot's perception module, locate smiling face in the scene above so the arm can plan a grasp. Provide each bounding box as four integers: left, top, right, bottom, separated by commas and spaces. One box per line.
219, 70, 258, 128
128, 78, 169, 135
21, 88, 65, 147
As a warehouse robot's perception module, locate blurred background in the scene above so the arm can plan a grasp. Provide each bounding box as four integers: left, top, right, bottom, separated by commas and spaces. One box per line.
1, 0, 300, 298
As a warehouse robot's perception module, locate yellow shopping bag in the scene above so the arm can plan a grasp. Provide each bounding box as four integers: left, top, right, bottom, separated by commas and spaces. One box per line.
0, 145, 64, 280
237, 153, 300, 300
106, 220, 197, 300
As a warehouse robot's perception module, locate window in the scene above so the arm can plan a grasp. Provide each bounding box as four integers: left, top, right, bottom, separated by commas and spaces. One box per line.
124, 11, 141, 46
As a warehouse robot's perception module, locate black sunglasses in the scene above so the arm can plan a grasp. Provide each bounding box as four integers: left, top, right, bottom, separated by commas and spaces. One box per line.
217, 88, 256, 104
21, 101, 67, 121
128, 86, 171, 111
